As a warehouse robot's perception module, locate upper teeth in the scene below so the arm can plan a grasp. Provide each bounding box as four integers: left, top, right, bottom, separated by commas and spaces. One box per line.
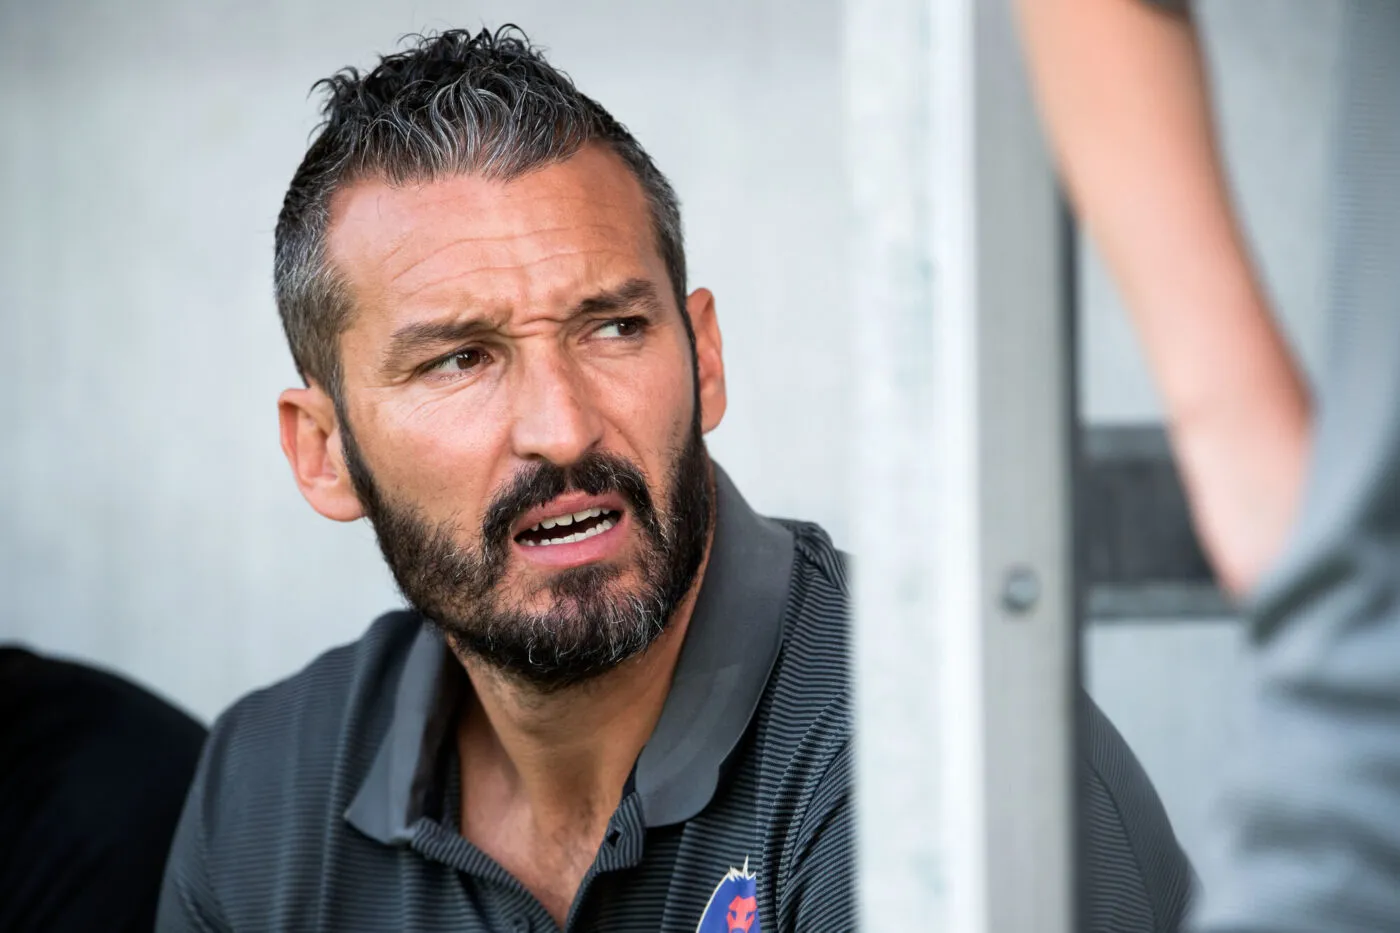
531, 507, 606, 532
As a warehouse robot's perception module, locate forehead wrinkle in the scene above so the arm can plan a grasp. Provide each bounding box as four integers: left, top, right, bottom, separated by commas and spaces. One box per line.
393, 245, 638, 309
385, 222, 642, 289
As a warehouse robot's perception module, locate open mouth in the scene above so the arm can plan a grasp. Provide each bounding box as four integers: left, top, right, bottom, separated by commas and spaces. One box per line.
515, 507, 623, 548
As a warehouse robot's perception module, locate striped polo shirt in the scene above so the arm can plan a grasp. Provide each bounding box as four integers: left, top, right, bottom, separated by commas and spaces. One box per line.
157, 466, 1190, 931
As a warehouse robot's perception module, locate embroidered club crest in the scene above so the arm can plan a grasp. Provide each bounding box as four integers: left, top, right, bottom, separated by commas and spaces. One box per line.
696, 857, 761, 933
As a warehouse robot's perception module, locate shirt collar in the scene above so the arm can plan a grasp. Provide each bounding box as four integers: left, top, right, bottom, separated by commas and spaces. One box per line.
345, 463, 795, 843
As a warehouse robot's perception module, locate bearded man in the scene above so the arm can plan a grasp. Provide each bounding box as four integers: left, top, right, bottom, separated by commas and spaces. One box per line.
158, 27, 1189, 933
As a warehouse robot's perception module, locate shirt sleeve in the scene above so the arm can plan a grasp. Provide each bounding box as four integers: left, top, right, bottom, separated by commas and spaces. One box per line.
779, 739, 856, 933
1080, 693, 1195, 933
156, 726, 231, 933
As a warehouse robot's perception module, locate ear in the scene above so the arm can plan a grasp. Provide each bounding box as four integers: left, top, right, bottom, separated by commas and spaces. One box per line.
686, 287, 727, 434
278, 384, 365, 523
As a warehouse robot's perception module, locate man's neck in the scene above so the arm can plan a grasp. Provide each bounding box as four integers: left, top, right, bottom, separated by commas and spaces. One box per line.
452, 544, 712, 926
457, 599, 695, 822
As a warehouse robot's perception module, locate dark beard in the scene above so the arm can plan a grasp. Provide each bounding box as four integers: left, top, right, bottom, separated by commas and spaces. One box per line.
339, 415, 712, 692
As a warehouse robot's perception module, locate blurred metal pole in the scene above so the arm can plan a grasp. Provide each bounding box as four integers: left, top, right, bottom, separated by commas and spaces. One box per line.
847, 0, 1075, 928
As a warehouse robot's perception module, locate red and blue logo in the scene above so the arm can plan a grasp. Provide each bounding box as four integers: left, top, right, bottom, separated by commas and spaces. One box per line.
695, 857, 761, 933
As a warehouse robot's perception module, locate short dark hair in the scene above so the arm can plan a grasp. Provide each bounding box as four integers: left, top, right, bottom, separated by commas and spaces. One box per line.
274, 26, 689, 398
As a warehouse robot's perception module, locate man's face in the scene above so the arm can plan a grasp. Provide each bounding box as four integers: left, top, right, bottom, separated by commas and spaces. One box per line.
311, 145, 725, 688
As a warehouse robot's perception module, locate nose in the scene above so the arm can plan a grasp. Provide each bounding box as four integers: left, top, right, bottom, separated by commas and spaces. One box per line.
508, 346, 605, 468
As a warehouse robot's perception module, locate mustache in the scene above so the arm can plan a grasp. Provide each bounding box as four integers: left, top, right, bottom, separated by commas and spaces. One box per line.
481, 452, 661, 548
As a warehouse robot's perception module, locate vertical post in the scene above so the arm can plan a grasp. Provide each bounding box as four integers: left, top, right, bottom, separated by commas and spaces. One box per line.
847, 0, 1075, 928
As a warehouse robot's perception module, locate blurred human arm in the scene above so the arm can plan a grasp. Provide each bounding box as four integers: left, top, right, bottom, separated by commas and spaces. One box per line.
1014, 0, 1310, 596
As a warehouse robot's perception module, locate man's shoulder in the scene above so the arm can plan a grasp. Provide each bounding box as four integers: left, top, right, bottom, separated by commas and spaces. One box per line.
781, 519, 851, 589
1079, 691, 1194, 932
772, 518, 851, 686
733, 519, 853, 911
213, 609, 420, 742
755, 518, 852, 781
195, 611, 422, 829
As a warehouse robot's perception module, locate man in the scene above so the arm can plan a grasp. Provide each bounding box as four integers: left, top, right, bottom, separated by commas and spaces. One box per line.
1019, 1, 1400, 930
159, 26, 1189, 932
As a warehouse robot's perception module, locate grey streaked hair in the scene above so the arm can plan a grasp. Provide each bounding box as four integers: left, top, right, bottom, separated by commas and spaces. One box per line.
273, 26, 689, 399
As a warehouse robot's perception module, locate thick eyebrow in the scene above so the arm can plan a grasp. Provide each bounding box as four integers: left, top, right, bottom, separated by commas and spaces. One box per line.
379, 277, 668, 376
575, 277, 667, 320
379, 317, 498, 376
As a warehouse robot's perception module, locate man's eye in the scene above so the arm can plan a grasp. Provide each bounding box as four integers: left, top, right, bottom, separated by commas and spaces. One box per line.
426, 348, 489, 375
594, 318, 646, 340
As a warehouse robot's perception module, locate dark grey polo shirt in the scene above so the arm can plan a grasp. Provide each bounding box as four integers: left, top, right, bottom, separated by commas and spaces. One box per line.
158, 468, 854, 932
158, 466, 1190, 932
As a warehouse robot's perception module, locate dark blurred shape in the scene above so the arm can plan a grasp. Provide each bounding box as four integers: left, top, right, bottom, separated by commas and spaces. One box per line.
1079, 424, 1229, 621
0, 647, 206, 933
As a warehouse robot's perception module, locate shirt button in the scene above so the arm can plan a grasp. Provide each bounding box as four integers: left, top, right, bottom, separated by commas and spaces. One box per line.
511, 920, 527, 933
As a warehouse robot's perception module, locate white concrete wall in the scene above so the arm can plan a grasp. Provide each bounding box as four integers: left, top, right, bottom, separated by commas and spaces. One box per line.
0, 0, 846, 722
